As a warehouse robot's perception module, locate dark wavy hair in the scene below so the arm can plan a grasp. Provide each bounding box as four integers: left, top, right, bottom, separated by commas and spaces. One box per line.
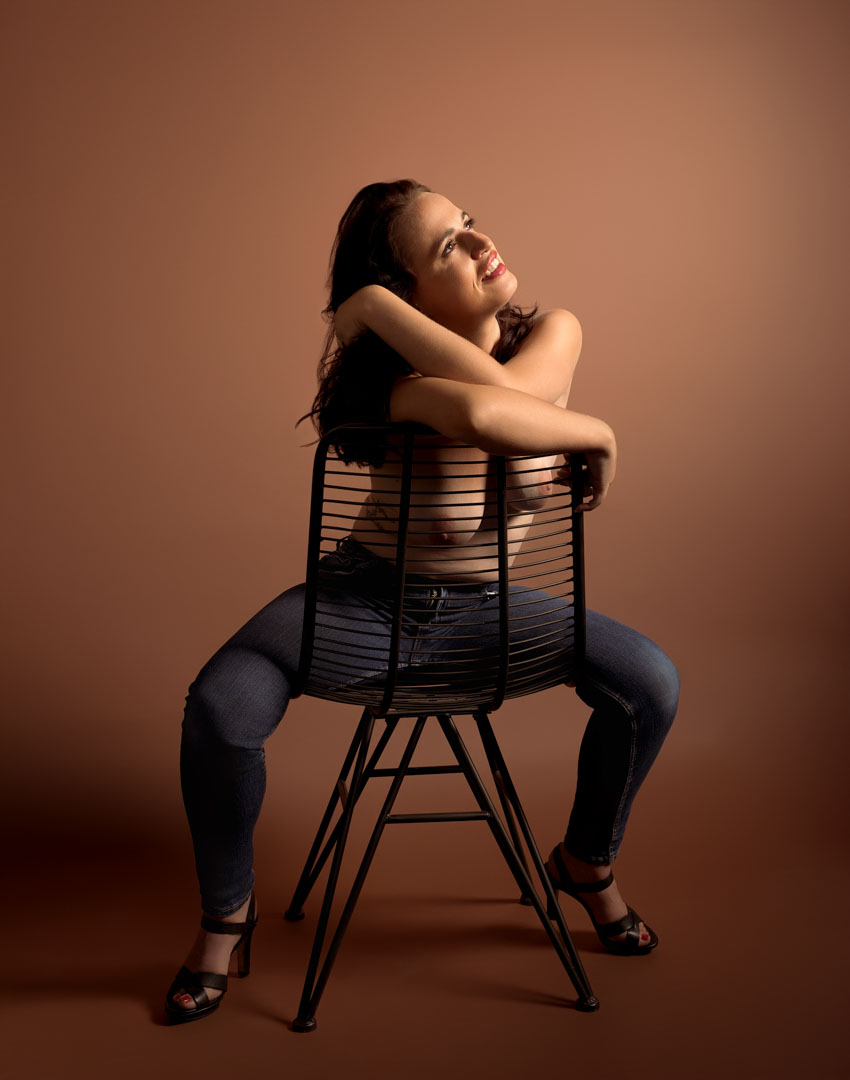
297, 179, 539, 466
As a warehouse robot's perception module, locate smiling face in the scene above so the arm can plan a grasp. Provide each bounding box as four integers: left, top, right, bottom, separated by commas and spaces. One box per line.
393, 192, 518, 338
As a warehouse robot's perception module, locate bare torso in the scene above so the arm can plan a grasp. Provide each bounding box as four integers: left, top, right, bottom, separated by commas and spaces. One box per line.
350, 432, 556, 582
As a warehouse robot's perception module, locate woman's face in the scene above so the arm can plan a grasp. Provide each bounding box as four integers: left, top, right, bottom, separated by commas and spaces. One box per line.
395, 192, 518, 333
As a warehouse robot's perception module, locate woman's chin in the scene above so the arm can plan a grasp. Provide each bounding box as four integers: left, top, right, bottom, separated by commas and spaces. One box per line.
488, 269, 518, 308
496, 268, 519, 297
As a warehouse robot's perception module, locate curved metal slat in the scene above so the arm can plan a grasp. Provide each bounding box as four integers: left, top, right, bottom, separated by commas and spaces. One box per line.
298, 425, 585, 712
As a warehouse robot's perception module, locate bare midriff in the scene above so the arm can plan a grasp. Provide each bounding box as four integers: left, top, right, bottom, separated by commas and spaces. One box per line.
349, 433, 558, 583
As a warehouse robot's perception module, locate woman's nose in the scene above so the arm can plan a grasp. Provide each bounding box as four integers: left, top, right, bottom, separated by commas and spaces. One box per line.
467, 229, 493, 257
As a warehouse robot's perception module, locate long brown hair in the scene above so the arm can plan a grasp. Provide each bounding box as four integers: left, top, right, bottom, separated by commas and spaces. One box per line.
298, 179, 538, 465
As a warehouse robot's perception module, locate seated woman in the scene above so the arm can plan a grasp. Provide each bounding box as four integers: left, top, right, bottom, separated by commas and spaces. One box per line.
165, 179, 681, 1023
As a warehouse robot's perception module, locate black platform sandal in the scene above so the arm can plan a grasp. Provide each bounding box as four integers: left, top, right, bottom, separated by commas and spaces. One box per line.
164, 893, 258, 1024
545, 847, 657, 956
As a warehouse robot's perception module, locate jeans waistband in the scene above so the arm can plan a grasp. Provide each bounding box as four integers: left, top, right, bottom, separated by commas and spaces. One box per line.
321, 535, 498, 597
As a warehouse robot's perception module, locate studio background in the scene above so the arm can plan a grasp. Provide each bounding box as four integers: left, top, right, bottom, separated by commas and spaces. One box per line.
3, 0, 848, 1076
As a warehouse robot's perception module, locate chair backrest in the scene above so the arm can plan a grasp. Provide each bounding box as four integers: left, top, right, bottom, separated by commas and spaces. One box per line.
295, 423, 586, 717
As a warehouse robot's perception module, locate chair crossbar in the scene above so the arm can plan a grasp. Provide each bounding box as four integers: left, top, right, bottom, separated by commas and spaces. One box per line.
386, 811, 491, 823
285, 711, 598, 1032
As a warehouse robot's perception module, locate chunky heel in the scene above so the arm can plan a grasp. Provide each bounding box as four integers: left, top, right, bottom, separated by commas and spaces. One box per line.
164, 893, 259, 1024
236, 924, 254, 978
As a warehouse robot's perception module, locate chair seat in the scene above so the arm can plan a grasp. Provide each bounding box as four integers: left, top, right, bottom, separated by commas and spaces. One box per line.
303, 647, 575, 712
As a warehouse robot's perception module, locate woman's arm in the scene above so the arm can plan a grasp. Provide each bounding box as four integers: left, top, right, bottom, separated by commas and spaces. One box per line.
390, 376, 616, 511
335, 285, 580, 404
502, 309, 581, 403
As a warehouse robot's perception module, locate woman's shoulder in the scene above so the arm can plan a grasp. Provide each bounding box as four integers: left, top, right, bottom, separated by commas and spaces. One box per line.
530, 307, 582, 331
510, 307, 582, 358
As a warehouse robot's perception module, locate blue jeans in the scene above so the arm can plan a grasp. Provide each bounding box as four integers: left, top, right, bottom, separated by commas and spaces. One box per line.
180, 538, 680, 916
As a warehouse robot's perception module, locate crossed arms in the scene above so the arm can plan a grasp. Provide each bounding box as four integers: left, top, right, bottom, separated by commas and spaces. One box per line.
334, 285, 616, 511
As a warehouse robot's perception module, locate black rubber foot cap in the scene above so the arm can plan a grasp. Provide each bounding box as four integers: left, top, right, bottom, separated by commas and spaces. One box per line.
291, 1017, 317, 1032
576, 996, 600, 1012
283, 909, 305, 921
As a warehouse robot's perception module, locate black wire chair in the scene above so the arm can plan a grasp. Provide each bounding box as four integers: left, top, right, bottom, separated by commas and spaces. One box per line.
285, 423, 599, 1030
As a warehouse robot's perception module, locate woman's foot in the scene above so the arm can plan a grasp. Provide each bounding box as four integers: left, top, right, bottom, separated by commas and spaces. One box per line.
169, 895, 255, 1014
545, 843, 652, 948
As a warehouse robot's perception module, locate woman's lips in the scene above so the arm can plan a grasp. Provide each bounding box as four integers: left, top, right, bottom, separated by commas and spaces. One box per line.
482, 258, 507, 282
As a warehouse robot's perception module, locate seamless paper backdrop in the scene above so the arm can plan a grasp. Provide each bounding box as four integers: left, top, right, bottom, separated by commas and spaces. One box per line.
2, 0, 848, 1075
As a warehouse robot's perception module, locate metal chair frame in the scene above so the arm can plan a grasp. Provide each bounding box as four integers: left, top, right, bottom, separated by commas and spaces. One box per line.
284, 423, 599, 1030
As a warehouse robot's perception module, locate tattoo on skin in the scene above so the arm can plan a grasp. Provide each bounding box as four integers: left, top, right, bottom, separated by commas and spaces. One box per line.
363, 494, 393, 533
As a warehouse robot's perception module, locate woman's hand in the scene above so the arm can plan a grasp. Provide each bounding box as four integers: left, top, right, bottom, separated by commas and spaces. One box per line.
553, 446, 616, 512
332, 288, 373, 346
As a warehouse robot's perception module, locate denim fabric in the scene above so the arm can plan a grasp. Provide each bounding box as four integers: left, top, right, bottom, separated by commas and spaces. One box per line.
180, 536, 680, 916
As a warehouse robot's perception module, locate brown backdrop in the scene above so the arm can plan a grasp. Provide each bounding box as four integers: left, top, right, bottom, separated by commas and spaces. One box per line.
3, 0, 848, 1076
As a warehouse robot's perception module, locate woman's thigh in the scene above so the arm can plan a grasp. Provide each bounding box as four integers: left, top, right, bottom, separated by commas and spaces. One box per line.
581, 609, 680, 721
409, 592, 678, 717
429, 594, 679, 714
183, 581, 404, 748
182, 583, 309, 750
407, 586, 574, 678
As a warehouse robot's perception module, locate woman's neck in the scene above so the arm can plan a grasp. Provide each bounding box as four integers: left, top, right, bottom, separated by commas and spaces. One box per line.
457, 314, 502, 355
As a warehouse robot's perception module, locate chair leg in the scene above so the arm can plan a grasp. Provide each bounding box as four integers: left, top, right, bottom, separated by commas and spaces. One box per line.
437, 713, 598, 1011
284, 712, 398, 920
472, 709, 598, 1009
291, 715, 428, 1032
491, 766, 533, 902
290, 708, 375, 1031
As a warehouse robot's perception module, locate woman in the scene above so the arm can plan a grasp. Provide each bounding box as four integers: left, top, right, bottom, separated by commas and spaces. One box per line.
165, 180, 680, 1023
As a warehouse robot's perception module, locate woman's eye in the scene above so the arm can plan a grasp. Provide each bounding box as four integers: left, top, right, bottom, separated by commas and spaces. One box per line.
442, 218, 477, 256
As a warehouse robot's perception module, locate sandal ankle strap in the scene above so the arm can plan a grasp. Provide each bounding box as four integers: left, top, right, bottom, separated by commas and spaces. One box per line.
201, 915, 251, 934
551, 847, 614, 893
200, 893, 257, 935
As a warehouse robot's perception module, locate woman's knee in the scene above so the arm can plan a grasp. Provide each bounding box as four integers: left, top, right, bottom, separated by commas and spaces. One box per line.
182, 645, 292, 752
638, 640, 680, 731
583, 610, 680, 729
